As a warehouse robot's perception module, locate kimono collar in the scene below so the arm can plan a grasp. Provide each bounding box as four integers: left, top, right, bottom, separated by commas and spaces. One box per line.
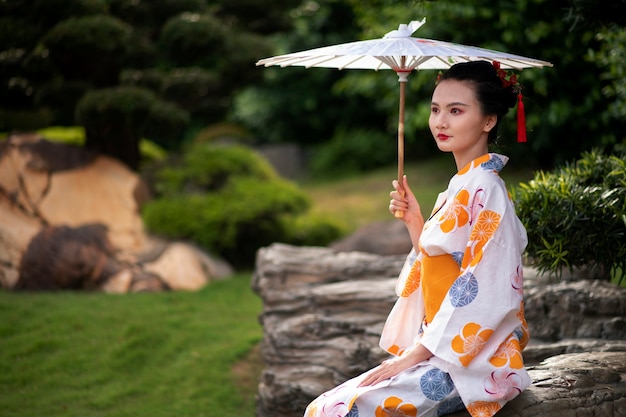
455, 153, 509, 177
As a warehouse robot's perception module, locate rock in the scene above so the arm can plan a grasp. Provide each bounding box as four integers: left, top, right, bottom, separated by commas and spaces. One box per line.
0, 193, 41, 288
447, 352, 626, 417
0, 134, 232, 292
524, 279, 626, 342
143, 241, 233, 290
329, 220, 412, 255
14, 224, 123, 290
252, 243, 626, 417
37, 150, 149, 253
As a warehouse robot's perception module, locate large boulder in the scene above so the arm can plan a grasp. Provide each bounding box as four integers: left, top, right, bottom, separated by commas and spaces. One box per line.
252, 243, 626, 417
0, 134, 232, 292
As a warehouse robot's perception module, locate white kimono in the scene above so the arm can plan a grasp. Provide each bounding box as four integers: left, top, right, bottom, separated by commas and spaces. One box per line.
304, 154, 530, 417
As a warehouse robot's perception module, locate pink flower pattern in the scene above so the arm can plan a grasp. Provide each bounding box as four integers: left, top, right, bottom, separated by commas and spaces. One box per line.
484, 369, 523, 401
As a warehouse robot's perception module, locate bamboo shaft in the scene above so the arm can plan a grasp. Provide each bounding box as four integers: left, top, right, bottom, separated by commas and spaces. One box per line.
394, 80, 406, 219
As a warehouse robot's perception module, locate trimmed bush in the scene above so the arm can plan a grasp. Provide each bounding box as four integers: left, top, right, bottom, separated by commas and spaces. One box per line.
75, 85, 188, 169
151, 143, 278, 197
514, 148, 626, 282
159, 13, 225, 68
42, 14, 133, 85
142, 143, 344, 267
119, 69, 165, 93
161, 67, 222, 121
142, 100, 190, 151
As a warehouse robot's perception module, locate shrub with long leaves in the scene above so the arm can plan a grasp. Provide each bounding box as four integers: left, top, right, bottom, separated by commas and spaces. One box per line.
514, 147, 626, 282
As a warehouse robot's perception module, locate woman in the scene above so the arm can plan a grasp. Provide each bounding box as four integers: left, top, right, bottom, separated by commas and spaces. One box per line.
304, 61, 531, 417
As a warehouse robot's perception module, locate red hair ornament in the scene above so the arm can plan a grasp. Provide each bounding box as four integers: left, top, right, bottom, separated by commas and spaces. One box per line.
493, 61, 526, 143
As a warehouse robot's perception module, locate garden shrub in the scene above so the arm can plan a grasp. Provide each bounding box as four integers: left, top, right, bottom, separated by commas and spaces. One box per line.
280, 213, 348, 247
75, 85, 188, 169
160, 67, 222, 121
119, 69, 165, 93
159, 13, 225, 68
142, 143, 344, 267
42, 14, 133, 85
514, 148, 626, 282
142, 100, 190, 151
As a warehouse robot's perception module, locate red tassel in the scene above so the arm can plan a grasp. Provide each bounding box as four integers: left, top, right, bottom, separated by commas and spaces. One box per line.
517, 93, 527, 143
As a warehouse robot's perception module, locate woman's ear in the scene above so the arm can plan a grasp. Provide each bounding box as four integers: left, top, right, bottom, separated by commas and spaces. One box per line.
484, 115, 498, 132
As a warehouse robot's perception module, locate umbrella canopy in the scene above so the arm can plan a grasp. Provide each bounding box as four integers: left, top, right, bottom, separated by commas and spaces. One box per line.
256, 18, 552, 216
256, 19, 552, 76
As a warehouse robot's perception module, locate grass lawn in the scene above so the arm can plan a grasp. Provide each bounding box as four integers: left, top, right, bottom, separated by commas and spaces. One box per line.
0, 273, 263, 417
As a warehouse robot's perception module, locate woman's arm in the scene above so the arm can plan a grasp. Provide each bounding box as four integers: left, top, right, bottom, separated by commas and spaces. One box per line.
358, 343, 433, 387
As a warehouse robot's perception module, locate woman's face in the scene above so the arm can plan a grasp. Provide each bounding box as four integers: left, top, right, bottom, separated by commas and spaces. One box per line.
429, 79, 496, 168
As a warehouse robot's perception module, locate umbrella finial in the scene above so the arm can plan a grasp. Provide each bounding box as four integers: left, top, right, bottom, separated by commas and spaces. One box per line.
384, 18, 426, 39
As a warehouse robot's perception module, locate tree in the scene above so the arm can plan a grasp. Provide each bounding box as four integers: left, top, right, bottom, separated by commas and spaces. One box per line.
0, 0, 301, 168
236, 0, 626, 170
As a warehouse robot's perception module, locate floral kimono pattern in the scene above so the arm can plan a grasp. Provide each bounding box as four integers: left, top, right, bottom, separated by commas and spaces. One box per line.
304, 154, 530, 417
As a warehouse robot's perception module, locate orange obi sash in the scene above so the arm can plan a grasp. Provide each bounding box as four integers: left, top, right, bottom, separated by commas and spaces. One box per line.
421, 253, 461, 323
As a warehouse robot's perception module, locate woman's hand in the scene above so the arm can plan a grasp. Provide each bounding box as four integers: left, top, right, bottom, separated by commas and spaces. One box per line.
389, 175, 425, 247
358, 344, 433, 387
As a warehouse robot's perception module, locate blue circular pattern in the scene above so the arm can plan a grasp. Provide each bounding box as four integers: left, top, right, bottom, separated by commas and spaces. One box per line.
451, 251, 464, 266
420, 368, 454, 401
437, 396, 465, 416
481, 154, 505, 172
449, 272, 479, 307
345, 404, 359, 417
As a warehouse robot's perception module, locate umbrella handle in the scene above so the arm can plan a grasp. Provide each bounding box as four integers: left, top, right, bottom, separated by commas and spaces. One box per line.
394, 79, 406, 219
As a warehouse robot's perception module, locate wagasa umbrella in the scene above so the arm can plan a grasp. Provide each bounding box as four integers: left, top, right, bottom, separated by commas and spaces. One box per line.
256, 18, 553, 215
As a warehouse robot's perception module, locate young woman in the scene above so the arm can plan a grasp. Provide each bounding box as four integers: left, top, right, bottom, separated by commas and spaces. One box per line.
304, 61, 531, 417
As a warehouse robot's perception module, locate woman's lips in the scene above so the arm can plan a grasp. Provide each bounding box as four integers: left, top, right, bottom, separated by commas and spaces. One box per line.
437, 133, 449, 140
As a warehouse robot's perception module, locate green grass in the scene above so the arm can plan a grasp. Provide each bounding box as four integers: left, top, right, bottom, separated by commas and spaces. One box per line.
0, 273, 263, 417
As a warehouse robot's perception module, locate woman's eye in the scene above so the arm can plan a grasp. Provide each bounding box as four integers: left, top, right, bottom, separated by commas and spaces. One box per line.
451, 108, 462, 114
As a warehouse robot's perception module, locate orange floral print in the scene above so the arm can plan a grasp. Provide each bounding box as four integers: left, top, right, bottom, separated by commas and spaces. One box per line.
386, 344, 405, 356
470, 210, 500, 243
400, 260, 421, 297
489, 338, 524, 369
452, 322, 494, 367
458, 154, 490, 175
466, 400, 502, 417
439, 189, 470, 233
462, 210, 501, 268
375, 396, 418, 417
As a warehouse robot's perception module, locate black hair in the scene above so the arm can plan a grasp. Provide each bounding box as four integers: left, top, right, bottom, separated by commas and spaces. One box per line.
438, 60, 518, 144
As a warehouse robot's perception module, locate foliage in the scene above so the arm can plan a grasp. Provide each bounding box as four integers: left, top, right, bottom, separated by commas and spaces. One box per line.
309, 127, 398, 178
0, 273, 262, 417
0, 0, 298, 163
232, 0, 389, 147
142, 143, 343, 267
588, 24, 626, 121
281, 212, 348, 247
237, 0, 626, 171
142, 99, 191, 151
75, 86, 188, 169
514, 148, 626, 282
159, 13, 226, 68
